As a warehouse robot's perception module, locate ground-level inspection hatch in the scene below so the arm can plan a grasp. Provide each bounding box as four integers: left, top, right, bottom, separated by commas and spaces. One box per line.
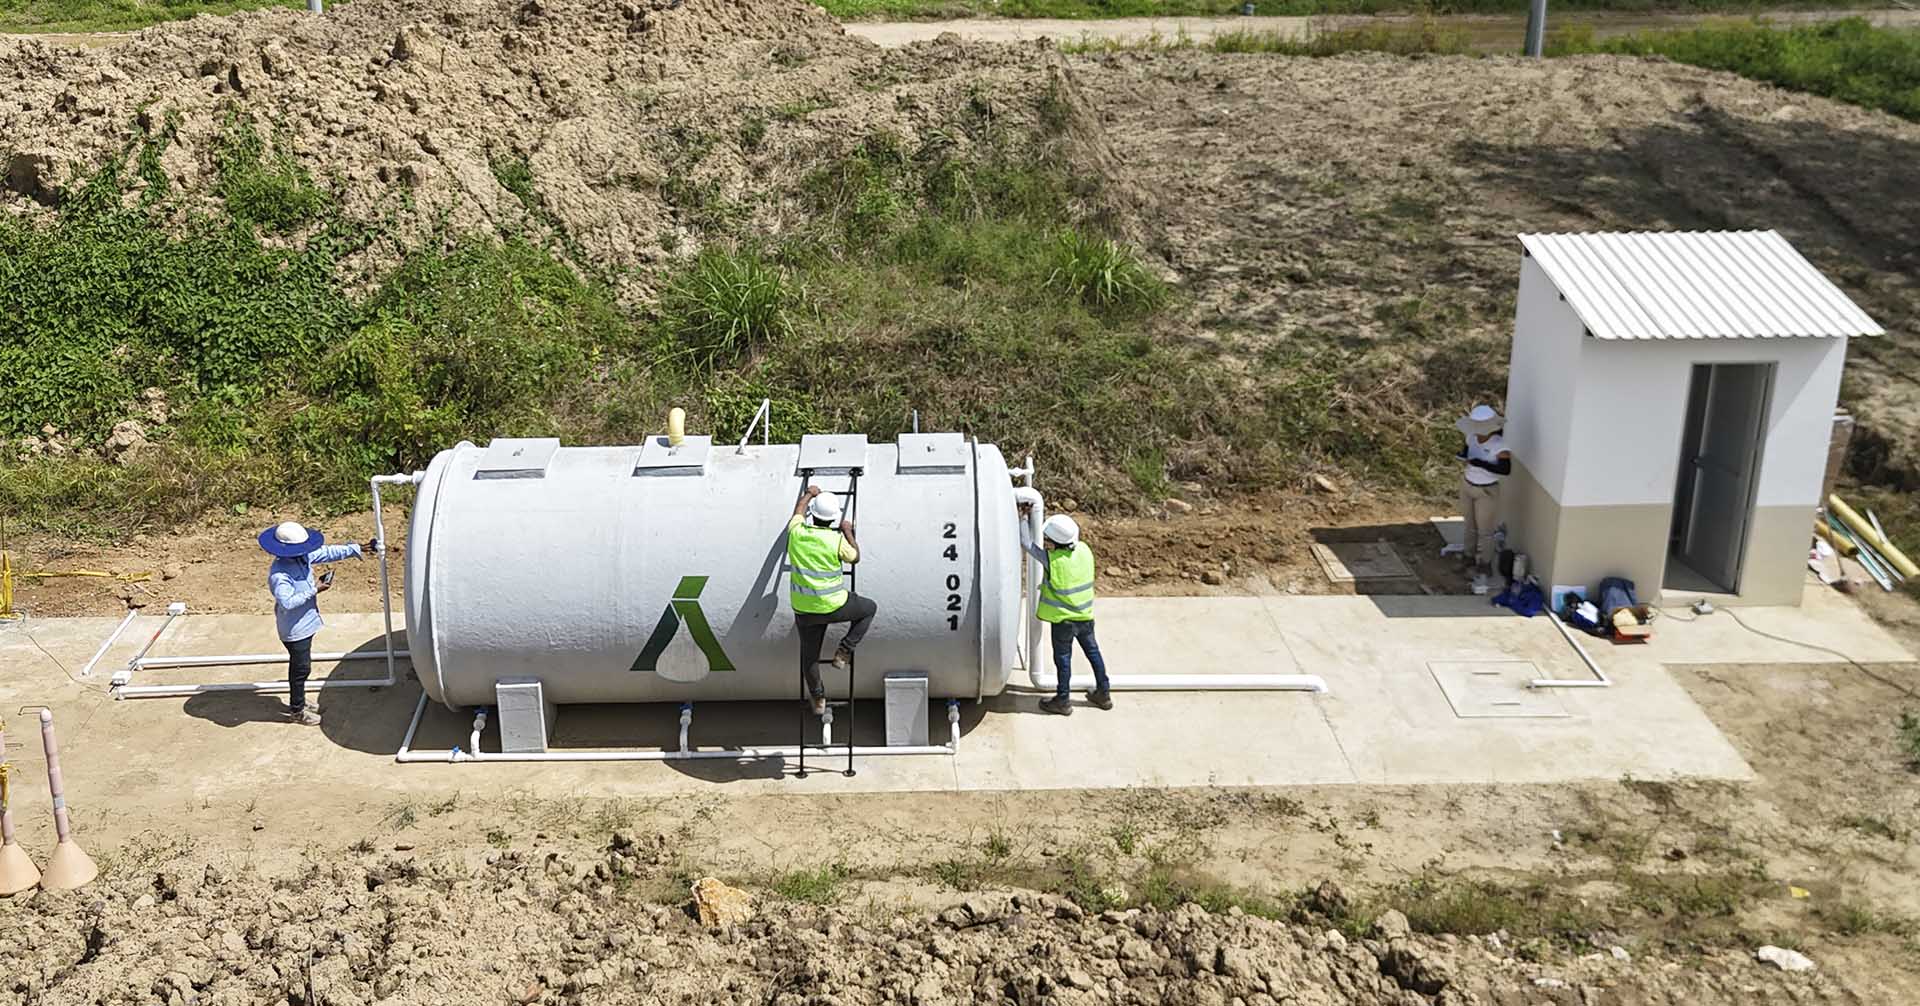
1311, 541, 1412, 582
1429, 661, 1570, 719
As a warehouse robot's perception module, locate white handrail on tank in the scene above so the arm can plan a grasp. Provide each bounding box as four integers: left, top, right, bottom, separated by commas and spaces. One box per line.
735, 398, 772, 454
393, 692, 963, 763
114, 471, 423, 700
1012, 484, 1329, 695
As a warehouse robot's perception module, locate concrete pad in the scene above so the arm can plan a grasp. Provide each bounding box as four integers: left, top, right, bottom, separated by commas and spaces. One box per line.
1089, 597, 1301, 676
1647, 580, 1913, 666
17, 580, 1910, 818
1429, 661, 1568, 719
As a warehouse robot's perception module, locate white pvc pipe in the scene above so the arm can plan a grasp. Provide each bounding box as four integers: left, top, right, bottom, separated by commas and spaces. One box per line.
369, 473, 420, 697
1013, 481, 1329, 694
80, 611, 139, 677
469, 708, 488, 755
397, 745, 959, 763
1015, 675, 1329, 692
1531, 612, 1611, 689
393, 693, 964, 764
678, 704, 693, 754
115, 676, 396, 698
1022, 484, 1046, 682
133, 650, 406, 669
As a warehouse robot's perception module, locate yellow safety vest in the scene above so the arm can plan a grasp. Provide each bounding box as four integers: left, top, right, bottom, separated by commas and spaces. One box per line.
788, 523, 848, 614
1038, 543, 1095, 624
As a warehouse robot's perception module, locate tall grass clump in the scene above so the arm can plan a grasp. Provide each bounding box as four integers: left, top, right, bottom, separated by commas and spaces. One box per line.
1551, 18, 1920, 122
1046, 229, 1164, 311
658, 247, 797, 368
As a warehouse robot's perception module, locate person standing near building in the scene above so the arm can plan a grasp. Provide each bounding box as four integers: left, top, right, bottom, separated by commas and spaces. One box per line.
1456, 404, 1512, 592
788, 485, 877, 716
259, 522, 373, 726
1016, 494, 1111, 716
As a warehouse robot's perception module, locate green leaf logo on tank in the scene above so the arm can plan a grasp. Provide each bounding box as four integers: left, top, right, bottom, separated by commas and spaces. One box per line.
630, 576, 735, 677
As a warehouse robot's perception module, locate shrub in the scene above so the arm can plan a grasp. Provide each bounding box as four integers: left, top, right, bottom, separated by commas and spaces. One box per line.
659, 248, 797, 368
1046, 229, 1164, 311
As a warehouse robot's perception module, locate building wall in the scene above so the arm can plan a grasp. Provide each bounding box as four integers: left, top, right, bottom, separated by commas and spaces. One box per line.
1559, 335, 1846, 509
1503, 256, 1586, 502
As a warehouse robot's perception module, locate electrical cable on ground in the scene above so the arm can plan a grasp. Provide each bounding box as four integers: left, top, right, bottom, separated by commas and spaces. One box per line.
1721, 607, 1920, 702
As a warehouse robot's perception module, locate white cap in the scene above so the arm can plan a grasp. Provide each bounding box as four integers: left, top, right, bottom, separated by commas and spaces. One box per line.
1042, 514, 1079, 547
274, 521, 313, 546
1468, 404, 1498, 422
807, 493, 843, 525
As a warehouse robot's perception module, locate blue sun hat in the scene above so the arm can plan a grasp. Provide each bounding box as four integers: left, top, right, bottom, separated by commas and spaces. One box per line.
258, 521, 325, 558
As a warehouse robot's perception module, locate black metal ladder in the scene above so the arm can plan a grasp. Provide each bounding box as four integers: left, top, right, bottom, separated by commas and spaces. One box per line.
798, 465, 860, 779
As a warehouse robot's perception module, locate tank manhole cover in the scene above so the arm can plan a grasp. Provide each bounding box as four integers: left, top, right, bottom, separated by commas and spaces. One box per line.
1428, 661, 1569, 719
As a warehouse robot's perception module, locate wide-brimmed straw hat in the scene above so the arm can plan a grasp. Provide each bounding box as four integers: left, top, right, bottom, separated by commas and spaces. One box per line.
258, 521, 325, 558
1455, 404, 1504, 437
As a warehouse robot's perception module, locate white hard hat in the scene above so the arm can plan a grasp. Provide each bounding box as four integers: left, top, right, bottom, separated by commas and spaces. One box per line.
1042, 514, 1079, 547
807, 493, 843, 525
274, 521, 310, 545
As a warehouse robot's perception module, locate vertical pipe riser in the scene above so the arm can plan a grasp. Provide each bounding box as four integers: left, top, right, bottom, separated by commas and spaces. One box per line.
0, 723, 43, 895
36, 711, 97, 891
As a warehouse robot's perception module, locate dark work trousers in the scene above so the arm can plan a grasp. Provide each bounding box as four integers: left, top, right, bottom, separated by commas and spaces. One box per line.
1051, 619, 1110, 700
795, 592, 878, 699
285, 635, 314, 713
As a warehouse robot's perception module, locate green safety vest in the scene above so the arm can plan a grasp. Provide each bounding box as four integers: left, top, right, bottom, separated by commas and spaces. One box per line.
1038, 542, 1095, 624
788, 523, 848, 614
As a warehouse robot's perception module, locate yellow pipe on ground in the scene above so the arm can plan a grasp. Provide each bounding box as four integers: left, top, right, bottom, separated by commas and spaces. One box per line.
1829, 494, 1918, 579
1813, 521, 1856, 557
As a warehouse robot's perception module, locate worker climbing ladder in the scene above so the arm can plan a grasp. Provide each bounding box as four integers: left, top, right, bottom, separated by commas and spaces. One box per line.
796, 464, 860, 779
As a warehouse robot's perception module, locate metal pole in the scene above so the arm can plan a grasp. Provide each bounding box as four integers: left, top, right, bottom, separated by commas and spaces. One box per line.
1524, 0, 1548, 57
307, 0, 323, 12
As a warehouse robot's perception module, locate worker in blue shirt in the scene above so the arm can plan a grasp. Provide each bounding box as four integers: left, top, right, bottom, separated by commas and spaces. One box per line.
259, 522, 374, 725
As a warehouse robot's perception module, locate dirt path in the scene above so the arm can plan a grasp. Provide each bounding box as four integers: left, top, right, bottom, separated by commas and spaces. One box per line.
846, 9, 1920, 49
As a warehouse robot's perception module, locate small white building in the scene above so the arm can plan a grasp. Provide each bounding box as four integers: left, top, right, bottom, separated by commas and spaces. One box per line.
1502, 231, 1882, 607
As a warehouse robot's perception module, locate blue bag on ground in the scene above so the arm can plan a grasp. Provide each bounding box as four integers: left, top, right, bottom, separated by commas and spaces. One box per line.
1492, 580, 1546, 617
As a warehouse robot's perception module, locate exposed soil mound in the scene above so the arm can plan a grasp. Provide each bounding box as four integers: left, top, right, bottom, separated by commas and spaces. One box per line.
0, 839, 1826, 1006
0, 0, 1119, 295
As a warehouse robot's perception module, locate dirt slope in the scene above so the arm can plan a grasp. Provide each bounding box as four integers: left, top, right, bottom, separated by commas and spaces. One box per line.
0, 0, 1105, 299
1071, 50, 1920, 490
0, 842, 1837, 1006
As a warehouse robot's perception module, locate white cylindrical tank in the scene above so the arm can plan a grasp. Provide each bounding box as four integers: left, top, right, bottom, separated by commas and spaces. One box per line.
405, 433, 1021, 709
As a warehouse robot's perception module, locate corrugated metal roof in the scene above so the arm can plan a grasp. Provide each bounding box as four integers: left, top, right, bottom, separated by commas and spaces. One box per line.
1517, 230, 1883, 340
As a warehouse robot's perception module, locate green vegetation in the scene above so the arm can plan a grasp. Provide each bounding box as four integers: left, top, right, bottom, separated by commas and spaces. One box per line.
0, 0, 306, 33
771, 863, 853, 903
1064, 23, 1472, 56
1550, 18, 1920, 122
0, 0, 1878, 35
7, 99, 1440, 535
1900, 712, 1920, 772
813, 0, 1878, 20
1064, 17, 1920, 125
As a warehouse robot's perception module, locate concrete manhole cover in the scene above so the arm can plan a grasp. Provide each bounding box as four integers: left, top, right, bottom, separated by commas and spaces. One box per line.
1310, 541, 1413, 582
1428, 661, 1569, 719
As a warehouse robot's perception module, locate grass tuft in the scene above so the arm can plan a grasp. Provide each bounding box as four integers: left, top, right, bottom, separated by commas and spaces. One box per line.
659, 248, 798, 368
1046, 229, 1163, 311
772, 863, 852, 903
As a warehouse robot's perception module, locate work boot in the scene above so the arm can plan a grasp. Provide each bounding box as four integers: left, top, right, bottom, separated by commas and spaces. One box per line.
1039, 696, 1073, 716
809, 696, 827, 716
290, 707, 321, 726
1087, 689, 1114, 711
830, 645, 854, 673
